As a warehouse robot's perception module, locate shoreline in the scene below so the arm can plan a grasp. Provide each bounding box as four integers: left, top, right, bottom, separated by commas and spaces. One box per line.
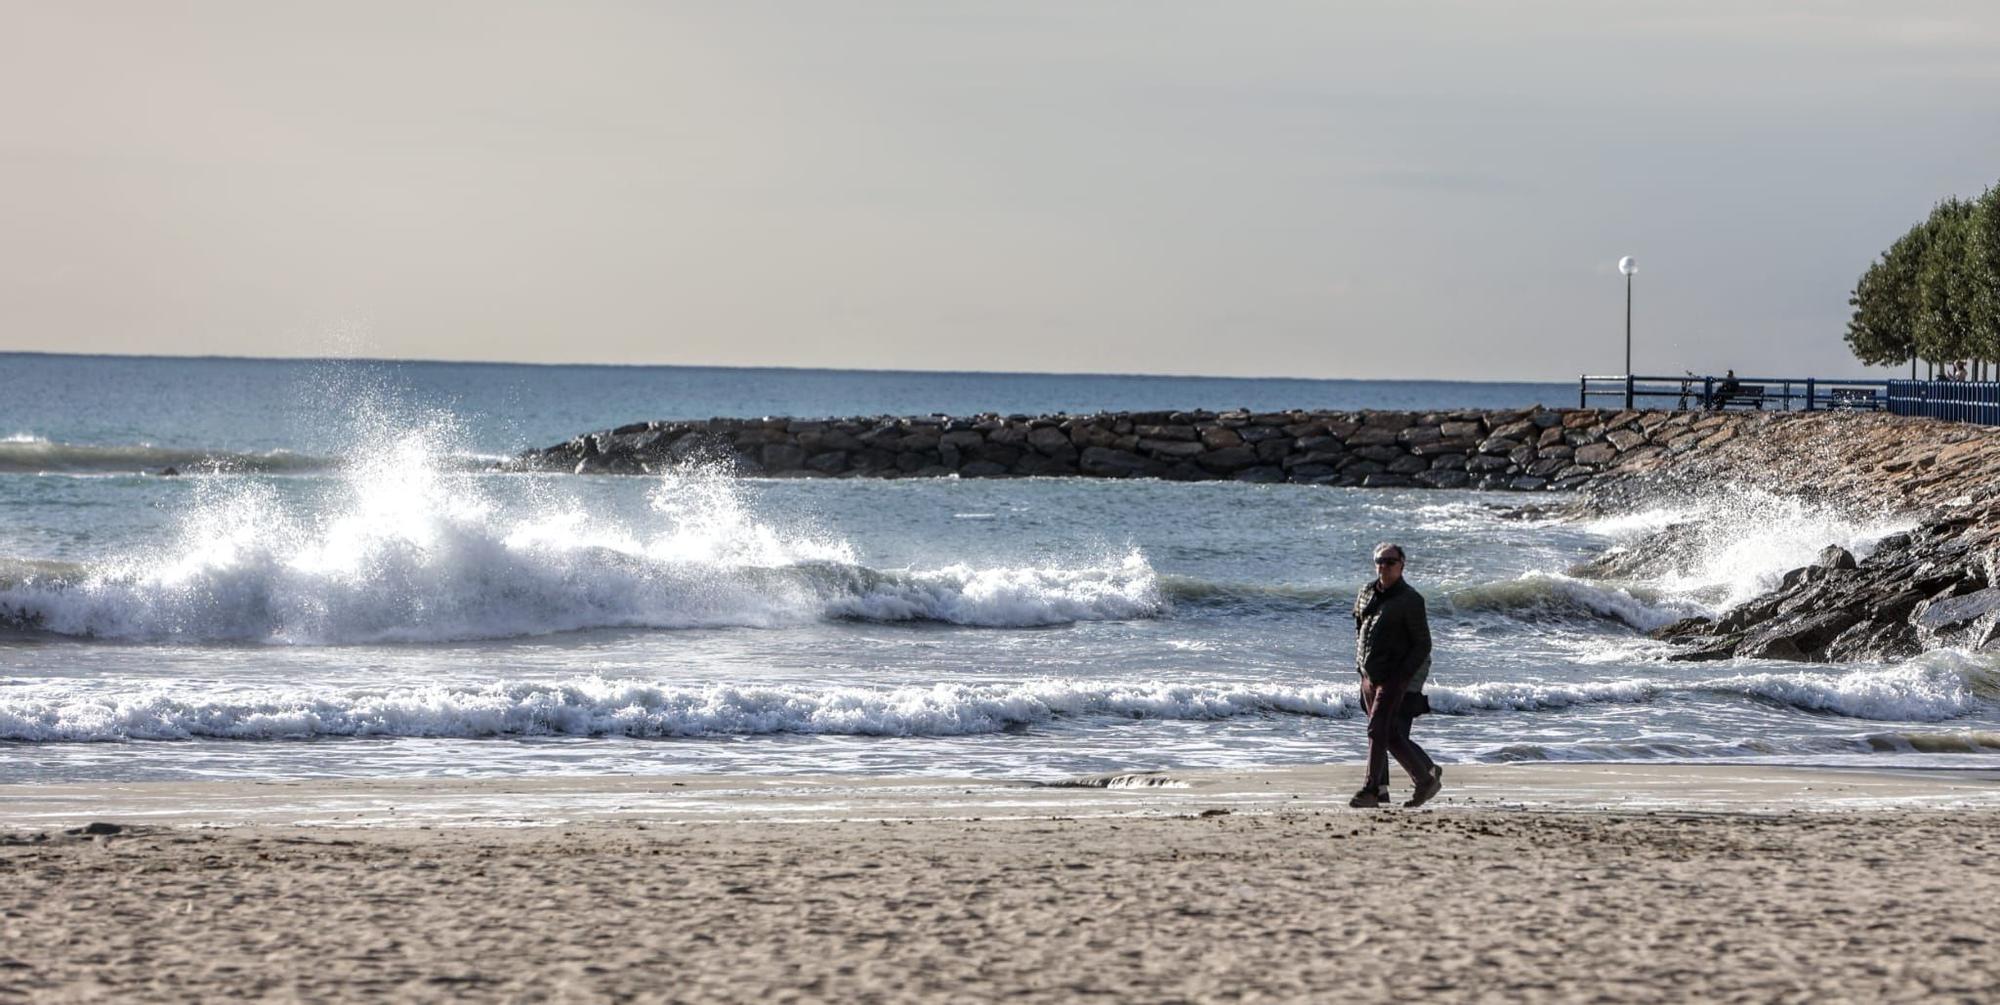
9, 762, 2000, 830
7, 765, 1998, 1003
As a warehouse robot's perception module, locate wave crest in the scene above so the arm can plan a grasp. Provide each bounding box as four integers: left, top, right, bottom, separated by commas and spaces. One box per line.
0, 678, 1359, 742
0, 551, 1164, 643
1431, 656, 1991, 722
5, 659, 1990, 745
1443, 572, 1696, 631
0, 441, 1161, 641
0, 438, 342, 475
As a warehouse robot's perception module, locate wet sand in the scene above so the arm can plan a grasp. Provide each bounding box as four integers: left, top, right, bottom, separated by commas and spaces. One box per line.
3, 765, 1997, 1003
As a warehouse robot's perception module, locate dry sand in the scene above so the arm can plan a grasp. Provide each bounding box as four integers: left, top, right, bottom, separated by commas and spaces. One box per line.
3, 765, 1998, 1003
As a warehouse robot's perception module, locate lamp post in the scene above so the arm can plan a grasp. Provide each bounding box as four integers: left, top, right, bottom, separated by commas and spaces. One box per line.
1616, 256, 1632, 410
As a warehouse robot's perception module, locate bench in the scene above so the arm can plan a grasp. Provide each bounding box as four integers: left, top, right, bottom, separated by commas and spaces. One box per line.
1708, 383, 1767, 410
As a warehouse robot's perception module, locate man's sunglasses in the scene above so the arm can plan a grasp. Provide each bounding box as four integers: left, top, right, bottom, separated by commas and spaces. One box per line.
1374, 557, 1402, 566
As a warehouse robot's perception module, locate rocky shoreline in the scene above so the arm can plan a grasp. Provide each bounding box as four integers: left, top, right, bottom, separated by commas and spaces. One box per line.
1577, 411, 2000, 663
507, 407, 1767, 491
515, 407, 2000, 666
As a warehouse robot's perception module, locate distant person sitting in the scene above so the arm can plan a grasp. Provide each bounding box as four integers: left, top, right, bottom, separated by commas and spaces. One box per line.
1710, 369, 1740, 409
1954, 361, 1969, 382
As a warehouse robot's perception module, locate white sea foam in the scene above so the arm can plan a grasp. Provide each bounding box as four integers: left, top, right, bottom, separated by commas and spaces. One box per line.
1431, 677, 1662, 712
1431, 654, 1991, 722
0, 436, 1161, 642
0, 678, 1361, 742
4, 657, 1989, 744
1587, 489, 1914, 610
1701, 656, 1986, 722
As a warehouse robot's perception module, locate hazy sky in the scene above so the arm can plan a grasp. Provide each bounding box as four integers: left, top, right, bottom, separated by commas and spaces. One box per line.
4, 2, 1998, 379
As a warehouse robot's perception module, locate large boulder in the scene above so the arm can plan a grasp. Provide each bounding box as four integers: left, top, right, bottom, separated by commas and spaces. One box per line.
1346, 426, 1402, 447
762, 444, 807, 471
1139, 438, 1207, 459
1738, 608, 1866, 661
1199, 427, 1244, 449
1573, 442, 1618, 465
805, 451, 849, 474
1606, 428, 1647, 452
1079, 447, 1158, 478
1411, 437, 1480, 457
1197, 446, 1261, 472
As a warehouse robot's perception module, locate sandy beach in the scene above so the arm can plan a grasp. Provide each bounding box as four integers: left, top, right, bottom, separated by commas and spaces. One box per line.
4, 764, 1998, 1003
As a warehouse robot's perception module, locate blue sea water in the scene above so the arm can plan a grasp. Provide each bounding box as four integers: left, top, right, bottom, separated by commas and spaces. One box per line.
0, 352, 1579, 456
1, 352, 1996, 787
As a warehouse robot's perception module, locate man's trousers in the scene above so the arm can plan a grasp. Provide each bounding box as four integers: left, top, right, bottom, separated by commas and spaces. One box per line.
1360, 673, 1436, 791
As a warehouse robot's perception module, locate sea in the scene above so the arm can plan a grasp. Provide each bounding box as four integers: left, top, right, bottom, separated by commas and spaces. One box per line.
3, 352, 1997, 789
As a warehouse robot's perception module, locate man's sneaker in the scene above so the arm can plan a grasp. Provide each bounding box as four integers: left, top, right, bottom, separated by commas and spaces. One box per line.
1348, 787, 1389, 809
1404, 766, 1444, 808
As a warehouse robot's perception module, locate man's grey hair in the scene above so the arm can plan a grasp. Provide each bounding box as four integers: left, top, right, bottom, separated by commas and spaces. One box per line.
1372, 542, 1406, 562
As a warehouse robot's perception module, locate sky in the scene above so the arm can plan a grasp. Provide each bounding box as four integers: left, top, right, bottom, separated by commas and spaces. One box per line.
3, 2, 1998, 380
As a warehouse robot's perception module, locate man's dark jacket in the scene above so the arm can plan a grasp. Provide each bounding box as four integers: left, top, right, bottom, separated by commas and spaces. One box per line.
1353, 579, 1432, 690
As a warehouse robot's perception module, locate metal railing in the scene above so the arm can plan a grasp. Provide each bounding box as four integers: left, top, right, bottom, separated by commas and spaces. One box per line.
1887, 380, 2000, 424
1578, 374, 1890, 412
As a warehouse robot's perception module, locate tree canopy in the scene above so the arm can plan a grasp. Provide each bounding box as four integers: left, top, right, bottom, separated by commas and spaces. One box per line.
1849, 182, 2000, 371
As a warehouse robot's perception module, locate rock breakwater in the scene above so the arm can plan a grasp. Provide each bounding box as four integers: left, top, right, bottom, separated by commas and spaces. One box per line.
1581, 412, 2000, 663
509, 407, 1763, 491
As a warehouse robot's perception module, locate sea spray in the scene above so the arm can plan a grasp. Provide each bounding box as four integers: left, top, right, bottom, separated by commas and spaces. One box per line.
0, 441, 1165, 642
1580, 488, 1914, 610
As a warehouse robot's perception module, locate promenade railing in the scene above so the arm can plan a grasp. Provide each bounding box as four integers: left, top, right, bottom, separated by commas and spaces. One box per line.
1578, 374, 1890, 412
1886, 380, 2000, 424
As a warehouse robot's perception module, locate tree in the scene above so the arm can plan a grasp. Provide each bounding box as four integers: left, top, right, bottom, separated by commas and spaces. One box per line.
1969, 184, 2000, 363
1845, 222, 1927, 367
1913, 198, 1980, 368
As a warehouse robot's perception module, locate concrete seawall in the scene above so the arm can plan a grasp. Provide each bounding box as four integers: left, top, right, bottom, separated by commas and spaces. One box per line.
509, 407, 1772, 491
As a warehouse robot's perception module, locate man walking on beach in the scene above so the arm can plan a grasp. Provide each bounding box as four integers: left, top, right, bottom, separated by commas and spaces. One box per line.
1350, 543, 1443, 809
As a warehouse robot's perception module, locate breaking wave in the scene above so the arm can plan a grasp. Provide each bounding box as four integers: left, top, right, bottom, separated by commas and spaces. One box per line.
1580, 488, 1915, 610
4, 659, 1991, 744
1433, 656, 1992, 722
0, 678, 1357, 742
0, 429, 1162, 642
1442, 572, 1698, 631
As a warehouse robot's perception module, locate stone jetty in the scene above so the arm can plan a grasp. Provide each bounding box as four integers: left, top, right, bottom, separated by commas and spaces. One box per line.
507, 407, 1766, 491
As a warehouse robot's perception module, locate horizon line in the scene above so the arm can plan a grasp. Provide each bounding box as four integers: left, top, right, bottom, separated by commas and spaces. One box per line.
0, 349, 1587, 387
